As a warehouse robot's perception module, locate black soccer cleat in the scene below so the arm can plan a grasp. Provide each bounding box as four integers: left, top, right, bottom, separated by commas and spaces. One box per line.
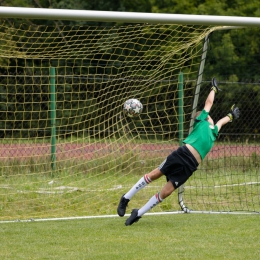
117, 195, 130, 217
211, 77, 222, 93
125, 209, 141, 226
212, 77, 218, 88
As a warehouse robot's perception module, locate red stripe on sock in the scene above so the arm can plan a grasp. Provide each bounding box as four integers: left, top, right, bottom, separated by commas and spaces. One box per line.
144, 174, 151, 184
156, 192, 162, 202
155, 193, 159, 202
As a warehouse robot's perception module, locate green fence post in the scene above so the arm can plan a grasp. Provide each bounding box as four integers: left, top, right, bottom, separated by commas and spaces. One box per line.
50, 67, 56, 172
178, 72, 184, 146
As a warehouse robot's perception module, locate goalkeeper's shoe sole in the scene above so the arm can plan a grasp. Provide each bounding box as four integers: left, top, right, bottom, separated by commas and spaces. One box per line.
212, 77, 218, 87
117, 195, 130, 217
125, 209, 141, 226
211, 78, 218, 87
211, 77, 222, 93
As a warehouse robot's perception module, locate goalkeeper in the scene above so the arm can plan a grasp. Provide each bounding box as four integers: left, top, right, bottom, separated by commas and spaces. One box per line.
117, 78, 240, 226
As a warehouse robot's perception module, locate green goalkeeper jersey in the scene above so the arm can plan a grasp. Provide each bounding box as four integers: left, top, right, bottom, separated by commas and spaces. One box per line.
183, 109, 219, 160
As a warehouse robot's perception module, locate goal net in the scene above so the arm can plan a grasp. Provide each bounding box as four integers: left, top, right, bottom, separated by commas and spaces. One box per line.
0, 21, 259, 221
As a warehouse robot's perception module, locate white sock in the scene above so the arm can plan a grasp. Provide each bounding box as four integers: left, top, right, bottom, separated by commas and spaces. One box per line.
124, 174, 152, 200
138, 192, 163, 216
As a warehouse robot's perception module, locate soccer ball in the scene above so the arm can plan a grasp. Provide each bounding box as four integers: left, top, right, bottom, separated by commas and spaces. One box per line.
123, 98, 143, 117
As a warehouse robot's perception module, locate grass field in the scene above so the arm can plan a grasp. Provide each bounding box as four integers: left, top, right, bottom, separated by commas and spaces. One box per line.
0, 166, 259, 220
1, 213, 259, 260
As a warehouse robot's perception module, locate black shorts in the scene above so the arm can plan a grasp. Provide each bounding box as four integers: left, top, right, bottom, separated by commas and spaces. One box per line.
158, 145, 198, 189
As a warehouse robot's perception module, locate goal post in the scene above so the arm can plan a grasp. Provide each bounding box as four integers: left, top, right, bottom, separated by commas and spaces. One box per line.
1, 7, 260, 26
0, 8, 259, 221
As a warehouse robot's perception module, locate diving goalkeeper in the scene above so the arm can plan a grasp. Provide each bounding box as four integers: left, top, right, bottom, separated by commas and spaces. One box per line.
117, 78, 240, 226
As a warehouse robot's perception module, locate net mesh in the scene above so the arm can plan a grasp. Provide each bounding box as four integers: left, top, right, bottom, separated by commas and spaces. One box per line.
0, 21, 259, 221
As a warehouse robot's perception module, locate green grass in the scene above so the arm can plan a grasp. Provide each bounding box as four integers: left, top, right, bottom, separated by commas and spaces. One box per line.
0, 168, 259, 220
0, 214, 259, 260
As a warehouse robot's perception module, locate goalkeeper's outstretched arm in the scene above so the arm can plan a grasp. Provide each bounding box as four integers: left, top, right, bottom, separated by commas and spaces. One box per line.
216, 116, 231, 132
216, 104, 240, 132
204, 78, 220, 112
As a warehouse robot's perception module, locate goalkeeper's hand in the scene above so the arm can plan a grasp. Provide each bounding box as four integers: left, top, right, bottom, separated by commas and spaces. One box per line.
211, 77, 222, 93
227, 104, 240, 122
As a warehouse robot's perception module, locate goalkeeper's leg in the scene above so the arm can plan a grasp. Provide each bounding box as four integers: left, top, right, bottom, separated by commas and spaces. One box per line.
124, 168, 163, 199
117, 168, 163, 217
137, 181, 174, 216
125, 181, 175, 226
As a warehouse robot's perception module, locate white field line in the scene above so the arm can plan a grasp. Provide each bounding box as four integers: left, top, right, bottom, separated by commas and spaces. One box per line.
185, 181, 260, 189
1, 210, 259, 224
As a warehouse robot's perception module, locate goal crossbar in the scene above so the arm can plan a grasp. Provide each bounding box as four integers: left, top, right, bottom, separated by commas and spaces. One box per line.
0, 6, 260, 26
